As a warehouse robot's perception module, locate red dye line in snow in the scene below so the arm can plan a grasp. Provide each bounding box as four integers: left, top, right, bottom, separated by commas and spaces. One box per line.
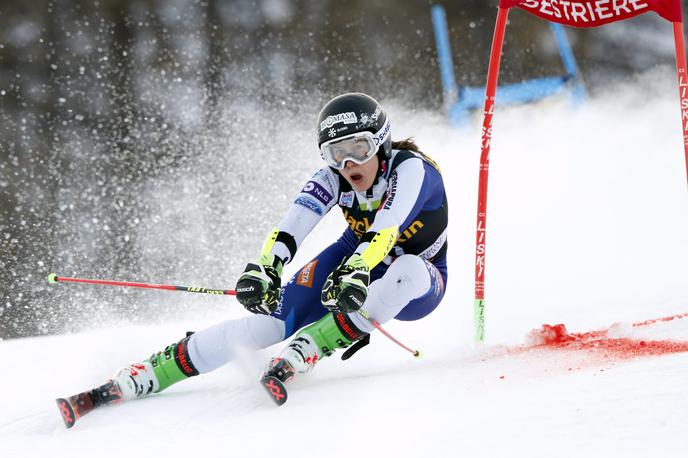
528, 319, 688, 360
632, 312, 688, 328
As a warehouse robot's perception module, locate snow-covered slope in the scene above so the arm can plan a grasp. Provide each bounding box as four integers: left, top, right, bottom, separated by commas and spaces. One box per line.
1, 69, 687, 457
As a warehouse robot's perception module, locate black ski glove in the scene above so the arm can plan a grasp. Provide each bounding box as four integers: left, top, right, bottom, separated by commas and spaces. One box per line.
321, 254, 370, 313
235, 254, 283, 315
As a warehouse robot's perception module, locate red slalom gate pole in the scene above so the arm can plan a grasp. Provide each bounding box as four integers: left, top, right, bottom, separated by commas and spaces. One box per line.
474, 6, 510, 344
672, 20, 688, 188
47, 273, 236, 296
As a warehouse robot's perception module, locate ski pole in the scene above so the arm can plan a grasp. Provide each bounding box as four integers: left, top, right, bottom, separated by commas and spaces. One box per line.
48, 274, 421, 357
47, 273, 236, 296
357, 309, 422, 359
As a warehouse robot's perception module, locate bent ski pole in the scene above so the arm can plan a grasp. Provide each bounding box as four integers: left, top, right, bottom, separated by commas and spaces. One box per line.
357, 309, 422, 358
47, 273, 236, 296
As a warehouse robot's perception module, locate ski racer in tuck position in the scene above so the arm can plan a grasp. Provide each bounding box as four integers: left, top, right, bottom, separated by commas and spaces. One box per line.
57, 92, 449, 425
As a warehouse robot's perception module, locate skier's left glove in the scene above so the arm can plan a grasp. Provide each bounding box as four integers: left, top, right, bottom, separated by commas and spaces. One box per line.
235, 254, 283, 315
321, 254, 370, 313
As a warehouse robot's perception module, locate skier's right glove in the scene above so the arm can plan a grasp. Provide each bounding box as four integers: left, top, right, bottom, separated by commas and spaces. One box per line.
321, 254, 370, 314
235, 254, 283, 315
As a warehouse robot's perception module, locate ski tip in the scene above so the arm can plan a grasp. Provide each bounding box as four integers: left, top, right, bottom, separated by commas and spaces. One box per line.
56, 398, 76, 429
47, 273, 58, 284
260, 376, 288, 406
413, 350, 423, 359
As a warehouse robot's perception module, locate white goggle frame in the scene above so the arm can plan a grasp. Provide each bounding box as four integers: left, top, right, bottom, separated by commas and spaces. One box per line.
320, 132, 377, 170
320, 118, 391, 170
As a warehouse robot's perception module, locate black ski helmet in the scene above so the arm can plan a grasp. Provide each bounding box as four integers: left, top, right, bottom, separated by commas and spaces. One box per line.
316, 93, 392, 160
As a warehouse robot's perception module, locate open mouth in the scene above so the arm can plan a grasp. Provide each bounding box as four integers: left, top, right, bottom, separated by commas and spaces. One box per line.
350, 173, 363, 184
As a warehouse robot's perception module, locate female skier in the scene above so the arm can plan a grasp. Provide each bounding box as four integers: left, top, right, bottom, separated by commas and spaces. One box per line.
57, 92, 448, 424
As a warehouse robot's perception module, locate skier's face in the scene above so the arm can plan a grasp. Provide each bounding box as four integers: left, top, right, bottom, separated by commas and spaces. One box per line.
340, 154, 379, 192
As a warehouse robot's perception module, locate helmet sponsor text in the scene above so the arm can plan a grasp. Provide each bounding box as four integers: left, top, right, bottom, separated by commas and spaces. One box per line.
320, 112, 358, 131
373, 118, 391, 146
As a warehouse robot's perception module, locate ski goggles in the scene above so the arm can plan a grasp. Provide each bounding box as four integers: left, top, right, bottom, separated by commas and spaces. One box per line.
320, 118, 391, 170
320, 132, 377, 170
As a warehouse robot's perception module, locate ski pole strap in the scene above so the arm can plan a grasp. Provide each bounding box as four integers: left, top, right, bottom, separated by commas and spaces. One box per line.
341, 334, 371, 361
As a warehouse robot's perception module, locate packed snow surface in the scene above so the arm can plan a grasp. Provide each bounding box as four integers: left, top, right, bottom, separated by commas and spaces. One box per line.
1, 70, 687, 457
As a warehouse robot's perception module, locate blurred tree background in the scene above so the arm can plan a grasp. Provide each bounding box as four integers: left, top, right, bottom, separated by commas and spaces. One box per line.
0, 0, 681, 339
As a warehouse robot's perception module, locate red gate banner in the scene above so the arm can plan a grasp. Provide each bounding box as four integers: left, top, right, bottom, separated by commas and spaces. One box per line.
499, 0, 682, 26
